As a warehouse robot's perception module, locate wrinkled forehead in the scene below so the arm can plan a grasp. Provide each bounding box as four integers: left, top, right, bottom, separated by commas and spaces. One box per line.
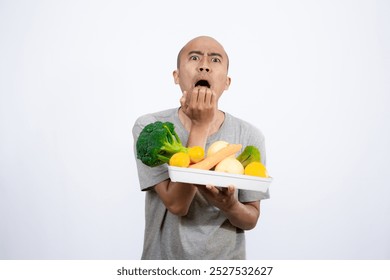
181, 37, 228, 60
177, 36, 229, 69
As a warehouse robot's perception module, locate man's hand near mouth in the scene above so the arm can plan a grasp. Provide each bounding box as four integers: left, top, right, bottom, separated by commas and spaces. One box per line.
180, 86, 217, 136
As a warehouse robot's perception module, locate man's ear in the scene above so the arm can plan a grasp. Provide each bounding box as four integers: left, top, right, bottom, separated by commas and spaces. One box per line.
225, 76, 231, 90
173, 70, 179, 84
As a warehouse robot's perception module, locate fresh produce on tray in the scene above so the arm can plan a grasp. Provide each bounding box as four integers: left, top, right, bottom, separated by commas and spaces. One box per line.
136, 121, 270, 178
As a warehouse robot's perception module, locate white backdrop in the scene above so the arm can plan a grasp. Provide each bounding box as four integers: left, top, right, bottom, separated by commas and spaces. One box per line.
1, 0, 389, 260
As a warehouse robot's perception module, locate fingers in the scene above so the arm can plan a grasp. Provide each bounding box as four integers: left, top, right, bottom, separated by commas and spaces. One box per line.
196, 185, 237, 211
227, 185, 236, 196
180, 87, 216, 126
205, 185, 235, 197
197, 184, 223, 195
181, 87, 215, 111
189, 87, 214, 106
205, 184, 220, 195
219, 185, 235, 196
204, 88, 215, 106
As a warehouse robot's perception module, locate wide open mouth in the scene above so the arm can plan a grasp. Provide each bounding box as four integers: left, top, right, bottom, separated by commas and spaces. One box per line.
194, 79, 211, 88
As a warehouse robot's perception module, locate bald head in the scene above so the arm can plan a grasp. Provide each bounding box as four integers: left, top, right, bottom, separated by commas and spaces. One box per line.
176, 36, 229, 71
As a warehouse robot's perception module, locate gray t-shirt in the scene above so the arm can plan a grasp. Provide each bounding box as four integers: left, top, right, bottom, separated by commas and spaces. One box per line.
132, 108, 270, 259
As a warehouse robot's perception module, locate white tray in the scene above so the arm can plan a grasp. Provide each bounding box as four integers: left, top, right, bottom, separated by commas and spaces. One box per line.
168, 166, 272, 193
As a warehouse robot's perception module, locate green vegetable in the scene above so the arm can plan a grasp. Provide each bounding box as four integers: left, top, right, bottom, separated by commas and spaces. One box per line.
136, 121, 188, 167
236, 145, 261, 168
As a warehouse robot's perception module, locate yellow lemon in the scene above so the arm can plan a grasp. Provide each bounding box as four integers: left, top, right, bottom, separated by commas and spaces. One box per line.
244, 161, 269, 177
188, 146, 205, 163
169, 152, 190, 167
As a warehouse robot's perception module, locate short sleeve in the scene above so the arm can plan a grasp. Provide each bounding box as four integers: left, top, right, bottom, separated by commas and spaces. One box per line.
239, 188, 270, 202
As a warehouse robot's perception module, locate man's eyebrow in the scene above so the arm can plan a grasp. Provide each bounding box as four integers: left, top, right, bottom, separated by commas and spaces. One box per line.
187, 50, 223, 58
208, 52, 223, 58
188, 50, 203, 56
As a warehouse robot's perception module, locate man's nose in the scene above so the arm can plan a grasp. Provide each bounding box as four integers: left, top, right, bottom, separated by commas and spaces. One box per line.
198, 60, 210, 72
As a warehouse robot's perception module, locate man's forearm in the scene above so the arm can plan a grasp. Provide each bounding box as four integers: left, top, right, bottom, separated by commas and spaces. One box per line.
222, 200, 260, 230
155, 180, 197, 216
187, 124, 210, 148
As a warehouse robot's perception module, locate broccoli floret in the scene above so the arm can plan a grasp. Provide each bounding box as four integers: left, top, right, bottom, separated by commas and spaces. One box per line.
236, 145, 261, 168
136, 121, 188, 167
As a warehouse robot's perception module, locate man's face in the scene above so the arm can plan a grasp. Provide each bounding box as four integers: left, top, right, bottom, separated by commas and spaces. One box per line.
173, 37, 231, 99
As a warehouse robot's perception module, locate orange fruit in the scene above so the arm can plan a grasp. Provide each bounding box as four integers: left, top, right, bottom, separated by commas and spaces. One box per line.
244, 161, 269, 177
169, 152, 190, 167
188, 146, 205, 163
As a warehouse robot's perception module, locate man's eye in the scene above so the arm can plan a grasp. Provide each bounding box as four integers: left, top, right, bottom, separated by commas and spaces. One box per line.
190, 55, 199, 61
211, 57, 221, 63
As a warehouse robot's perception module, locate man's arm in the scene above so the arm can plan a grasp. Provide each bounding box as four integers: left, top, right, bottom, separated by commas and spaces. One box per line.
224, 200, 260, 230
154, 180, 197, 216
155, 88, 216, 216
153, 124, 207, 215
